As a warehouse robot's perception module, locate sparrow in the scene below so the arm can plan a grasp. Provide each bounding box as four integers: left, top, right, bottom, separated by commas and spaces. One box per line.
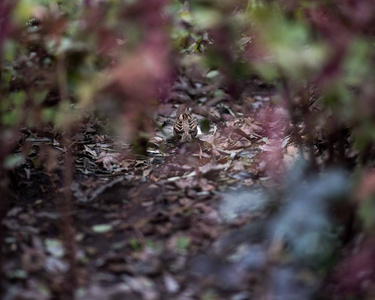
173, 104, 198, 142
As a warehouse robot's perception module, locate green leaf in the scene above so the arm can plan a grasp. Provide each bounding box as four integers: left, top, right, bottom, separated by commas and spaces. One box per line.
10, 91, 26, 106
129, 238, 142, 250
42, 108, 56, 123
192, 8, 221, 29
6, 269, 28, 279
4, 41, 17, 62
34, 90, 49, 104
92, 224, 113, 233
206, 70, 219, 79
177, 236, 190, 252
45, 239, 65, 258
2, 110, 22, 126
359, 198, 375, 229
13, 0, 34, 25
4, 155, 24, 169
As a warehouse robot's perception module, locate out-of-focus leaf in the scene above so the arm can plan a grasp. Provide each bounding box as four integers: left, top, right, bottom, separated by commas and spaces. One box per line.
92, 224, 113, 233
10, 91, 26, 106
4, 155, 24, 169
344, 39, 372, 86
2, 110, 22, 126
177, 236, 190, 251
270, 170, 349, 265
45, 239, 65, 258
4, 40, 17, 62
13, 0, 35, 25
34, 90, 49, 104
42, 108, 56, 123
129, 238, 142, 250
6, 269, 28, 279
45, 256, 69, 274
191, 8, 221, 29
249, 5, 328, 80
220, 187, 269, 223
359, 199, 375, 229
206, 70, 219, 79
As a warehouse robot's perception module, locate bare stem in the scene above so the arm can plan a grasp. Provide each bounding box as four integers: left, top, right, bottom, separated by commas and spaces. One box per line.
57, 53, 77, 299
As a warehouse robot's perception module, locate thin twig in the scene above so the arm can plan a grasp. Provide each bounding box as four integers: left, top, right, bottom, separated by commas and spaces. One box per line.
57, 53, 77, 299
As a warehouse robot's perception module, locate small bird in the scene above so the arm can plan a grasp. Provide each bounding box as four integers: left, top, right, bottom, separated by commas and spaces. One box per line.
173, 104, 198, 142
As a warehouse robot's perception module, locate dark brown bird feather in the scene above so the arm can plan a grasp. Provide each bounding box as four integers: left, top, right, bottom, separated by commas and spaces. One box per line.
173, 104, 198, 142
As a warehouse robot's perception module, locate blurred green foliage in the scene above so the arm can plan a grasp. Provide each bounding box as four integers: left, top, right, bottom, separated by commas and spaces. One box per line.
0, 1, 374, 201
0, 0, 373, 160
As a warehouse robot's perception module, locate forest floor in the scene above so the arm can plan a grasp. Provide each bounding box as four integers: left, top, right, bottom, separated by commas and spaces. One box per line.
2, 76, 308, 300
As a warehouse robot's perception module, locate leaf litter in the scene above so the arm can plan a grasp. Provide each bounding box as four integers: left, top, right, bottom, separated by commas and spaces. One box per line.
2, 76, 308, 300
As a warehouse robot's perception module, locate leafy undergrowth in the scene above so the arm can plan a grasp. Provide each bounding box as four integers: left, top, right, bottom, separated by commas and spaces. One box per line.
3, 72, 361, 300
2, 75, 299, 300
2, 1, 375, 300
